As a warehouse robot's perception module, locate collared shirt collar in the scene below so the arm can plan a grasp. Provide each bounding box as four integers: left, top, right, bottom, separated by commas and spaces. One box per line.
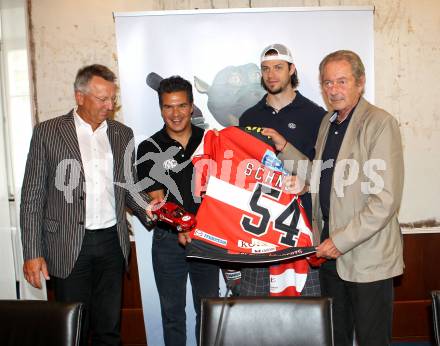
156, 125, 178, 144
258, 91, 306, 112
155, 123, 203, 146
74, 107, 108, 132
329, 101, 359, 124
329, 112, 338, 123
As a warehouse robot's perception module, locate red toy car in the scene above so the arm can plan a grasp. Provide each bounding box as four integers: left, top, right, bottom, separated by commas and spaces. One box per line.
151, 201, 197, 232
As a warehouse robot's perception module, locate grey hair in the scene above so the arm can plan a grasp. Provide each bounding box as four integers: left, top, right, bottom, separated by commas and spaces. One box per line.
74, 64, 116, 92
319, 50, 365, 86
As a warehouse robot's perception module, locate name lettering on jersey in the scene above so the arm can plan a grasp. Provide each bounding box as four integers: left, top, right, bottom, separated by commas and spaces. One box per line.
194, 229, 227, 246
244, 162, 284, 189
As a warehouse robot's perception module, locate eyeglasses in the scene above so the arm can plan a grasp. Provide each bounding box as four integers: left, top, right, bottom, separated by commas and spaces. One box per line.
84, 92, 118, 105
322, 78, 352, 90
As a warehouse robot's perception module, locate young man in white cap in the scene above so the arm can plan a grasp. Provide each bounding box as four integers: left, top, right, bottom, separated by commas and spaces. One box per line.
238, 43, 326, 296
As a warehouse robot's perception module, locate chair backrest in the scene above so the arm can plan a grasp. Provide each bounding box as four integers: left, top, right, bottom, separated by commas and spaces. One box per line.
200, 296, 333, 346
433, 291, 440, 346
0, 300, 84, 346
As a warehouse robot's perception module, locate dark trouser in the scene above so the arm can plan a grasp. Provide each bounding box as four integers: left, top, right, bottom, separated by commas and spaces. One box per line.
152, 226, 219, 346
319, 260, 393, 346
53, 226, 125, 346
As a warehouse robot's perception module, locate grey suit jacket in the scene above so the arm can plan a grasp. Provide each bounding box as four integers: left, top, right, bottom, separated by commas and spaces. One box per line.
280, 97, 404, 282
20, 111, 150, 278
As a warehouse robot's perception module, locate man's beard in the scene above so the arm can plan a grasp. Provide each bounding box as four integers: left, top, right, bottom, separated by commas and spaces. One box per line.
262, 79, 288, 95
267, 86, 283, 95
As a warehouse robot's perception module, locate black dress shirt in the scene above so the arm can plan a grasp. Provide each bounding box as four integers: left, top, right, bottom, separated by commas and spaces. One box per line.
319, 108, 356, 241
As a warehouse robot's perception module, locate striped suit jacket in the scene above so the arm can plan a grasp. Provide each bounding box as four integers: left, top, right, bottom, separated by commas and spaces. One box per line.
20, 111, 150, 278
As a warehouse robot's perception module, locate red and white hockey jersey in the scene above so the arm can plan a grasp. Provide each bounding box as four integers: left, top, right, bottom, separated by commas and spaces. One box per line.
186, 126, 317, 295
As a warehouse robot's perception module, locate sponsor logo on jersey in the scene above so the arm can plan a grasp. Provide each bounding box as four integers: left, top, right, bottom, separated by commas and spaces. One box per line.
252, 247, 277, 254
262, 150, 288, 174
243, 126, 273, 144
237, 238, 277, 253
194, 229, 227, 246
244, 126, 264, 133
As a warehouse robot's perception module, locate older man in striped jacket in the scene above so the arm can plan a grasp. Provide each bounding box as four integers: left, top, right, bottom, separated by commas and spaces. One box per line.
20, 64, 151, 346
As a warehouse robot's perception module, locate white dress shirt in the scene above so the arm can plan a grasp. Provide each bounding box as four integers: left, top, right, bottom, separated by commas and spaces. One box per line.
74, 110, 116, 229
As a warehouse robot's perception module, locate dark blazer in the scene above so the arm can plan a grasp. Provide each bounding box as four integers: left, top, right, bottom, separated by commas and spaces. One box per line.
20, 111, 150, 278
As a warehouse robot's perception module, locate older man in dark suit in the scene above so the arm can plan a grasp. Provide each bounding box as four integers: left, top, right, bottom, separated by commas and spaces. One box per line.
20, 64, 151, 345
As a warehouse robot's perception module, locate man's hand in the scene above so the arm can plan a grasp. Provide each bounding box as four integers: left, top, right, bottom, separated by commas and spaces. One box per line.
261, 128, 288, 152
282, 175, 309, 195
316, 238, 342, 259
23, 257, 50, 289
178, 231, 192, 246
146, 197, 164, 220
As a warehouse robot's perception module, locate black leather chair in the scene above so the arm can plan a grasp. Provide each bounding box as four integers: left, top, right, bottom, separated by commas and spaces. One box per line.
0, 300, 84, 346
432, 291, 440, 346
200, 296, 333, 346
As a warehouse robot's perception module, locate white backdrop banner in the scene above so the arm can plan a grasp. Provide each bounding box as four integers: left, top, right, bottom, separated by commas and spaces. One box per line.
114, 7, 373, 345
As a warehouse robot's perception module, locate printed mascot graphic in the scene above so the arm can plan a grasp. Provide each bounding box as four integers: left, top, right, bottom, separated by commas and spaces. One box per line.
146, 63, 265, 128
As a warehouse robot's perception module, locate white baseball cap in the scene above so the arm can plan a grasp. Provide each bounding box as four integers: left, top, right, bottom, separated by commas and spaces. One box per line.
260, 43, 294, 64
